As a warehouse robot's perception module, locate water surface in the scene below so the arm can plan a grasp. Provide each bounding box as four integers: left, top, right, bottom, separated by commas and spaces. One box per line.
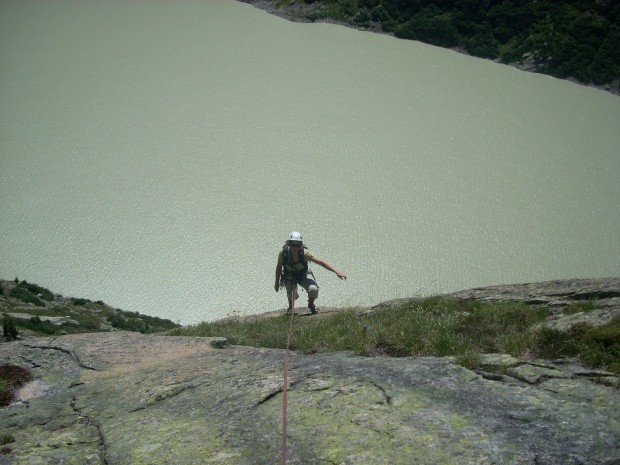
1, 0, 618, 323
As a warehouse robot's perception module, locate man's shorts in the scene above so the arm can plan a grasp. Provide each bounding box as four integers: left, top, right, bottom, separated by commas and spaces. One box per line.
285, 270, 319, 300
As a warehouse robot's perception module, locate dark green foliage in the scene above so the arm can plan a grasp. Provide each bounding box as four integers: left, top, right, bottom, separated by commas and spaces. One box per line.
459, 26, 499, 58
457, 301, 549, 352
2, 279, 180, 336
3, 316, 18, 341
9, 287, 45, 307
395, 6, 461, 47
19, 317, 59, 335
107, 309, 179, 334
11, 280, 55, 303
562, 300, 596, 315
0, 364, 33, 407
536, 317, 620, 372
0, 434, 15, 446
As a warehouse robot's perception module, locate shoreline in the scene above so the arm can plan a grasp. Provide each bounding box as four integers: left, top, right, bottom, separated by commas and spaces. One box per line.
238, 0, 620, 96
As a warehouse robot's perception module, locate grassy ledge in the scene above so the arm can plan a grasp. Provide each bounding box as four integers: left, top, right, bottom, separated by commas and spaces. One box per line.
169, 296, 620, 374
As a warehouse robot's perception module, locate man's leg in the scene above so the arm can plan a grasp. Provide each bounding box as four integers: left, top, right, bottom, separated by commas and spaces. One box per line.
285, 282, 299, 313
301, 272, 319, 314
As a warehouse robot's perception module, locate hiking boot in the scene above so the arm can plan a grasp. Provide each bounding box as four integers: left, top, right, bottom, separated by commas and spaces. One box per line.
308, 303, 317, 315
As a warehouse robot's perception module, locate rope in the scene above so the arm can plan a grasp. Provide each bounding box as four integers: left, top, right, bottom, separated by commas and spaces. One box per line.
279, 285, 296, 465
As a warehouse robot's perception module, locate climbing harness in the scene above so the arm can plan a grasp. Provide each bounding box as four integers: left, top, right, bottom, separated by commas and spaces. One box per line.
281, 243, 308, 284
279, 286, 296, 465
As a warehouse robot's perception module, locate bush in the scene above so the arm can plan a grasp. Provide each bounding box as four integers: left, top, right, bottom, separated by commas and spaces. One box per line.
535, 318, 620, 373
0, 364, 33, 407
457, 301, 549, 355
9, 287, 45, 307
395, 9, 461, 48
562, 300, 596, 315
107, 310, 179, 334
460, 29, 499, 59
3, 316, 18, 341
15, 281, 55, 301
17, 317, 59, 335
0, 434, 15, 446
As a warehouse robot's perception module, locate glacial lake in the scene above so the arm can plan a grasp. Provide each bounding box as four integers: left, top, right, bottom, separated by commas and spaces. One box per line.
1, 0, 619, 323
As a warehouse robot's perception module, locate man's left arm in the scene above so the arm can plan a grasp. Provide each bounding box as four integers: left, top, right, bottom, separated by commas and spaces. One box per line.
312, 257, 347, 280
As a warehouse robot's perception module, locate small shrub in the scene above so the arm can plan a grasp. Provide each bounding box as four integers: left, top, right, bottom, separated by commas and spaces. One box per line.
107, 310, 179, 334
455, 351, 482, 370
535, 326, 579, 358
562, 300, 596, 315
15, 281, 55, 301
0, 434, 15, 445
0, 364, 33, 407
579, 319, 620, 372
535, 318, 620, 373
457, 301, 548, 353
3, 316, 18, 341
8, 287, 45, 307
17, 317, 58, 335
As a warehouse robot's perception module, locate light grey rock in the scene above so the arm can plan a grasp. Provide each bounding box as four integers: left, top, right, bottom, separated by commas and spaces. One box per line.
1, 330, 618, 465
446, 277, 620, 331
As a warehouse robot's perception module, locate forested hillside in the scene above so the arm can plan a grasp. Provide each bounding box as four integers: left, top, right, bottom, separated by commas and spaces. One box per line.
265, 0, 619, 90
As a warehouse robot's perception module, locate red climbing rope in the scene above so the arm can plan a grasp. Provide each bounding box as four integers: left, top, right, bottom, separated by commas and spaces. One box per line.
279, 286, 296, 465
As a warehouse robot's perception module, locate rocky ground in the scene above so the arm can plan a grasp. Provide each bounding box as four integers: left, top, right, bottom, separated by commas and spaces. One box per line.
1, 278, 618, 464
445, 277, 620, 331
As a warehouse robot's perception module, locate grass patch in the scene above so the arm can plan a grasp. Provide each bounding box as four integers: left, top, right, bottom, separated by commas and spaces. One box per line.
170, 297, 619, 374
562, 300, 597, 315
535, 318, 620, 372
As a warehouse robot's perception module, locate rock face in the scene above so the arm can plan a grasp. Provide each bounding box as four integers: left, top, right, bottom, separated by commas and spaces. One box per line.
445, 277, 620, 331
1, 279, 619, 465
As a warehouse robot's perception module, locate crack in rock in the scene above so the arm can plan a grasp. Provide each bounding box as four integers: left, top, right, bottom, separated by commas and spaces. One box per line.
255, 379, 302, 406
256, 388, 283, 406
23, 343, 98, 371
130, 382, 200, 412
18, 354, 42, 368
370, 381, 392, 405
70, 397, 109, 465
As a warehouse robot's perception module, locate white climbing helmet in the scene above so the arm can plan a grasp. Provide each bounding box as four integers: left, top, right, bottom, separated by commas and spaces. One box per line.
288, 231, 303, 242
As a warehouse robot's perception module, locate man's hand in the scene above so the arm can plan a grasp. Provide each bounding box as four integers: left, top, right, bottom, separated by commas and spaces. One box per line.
274, 282, 280, 292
